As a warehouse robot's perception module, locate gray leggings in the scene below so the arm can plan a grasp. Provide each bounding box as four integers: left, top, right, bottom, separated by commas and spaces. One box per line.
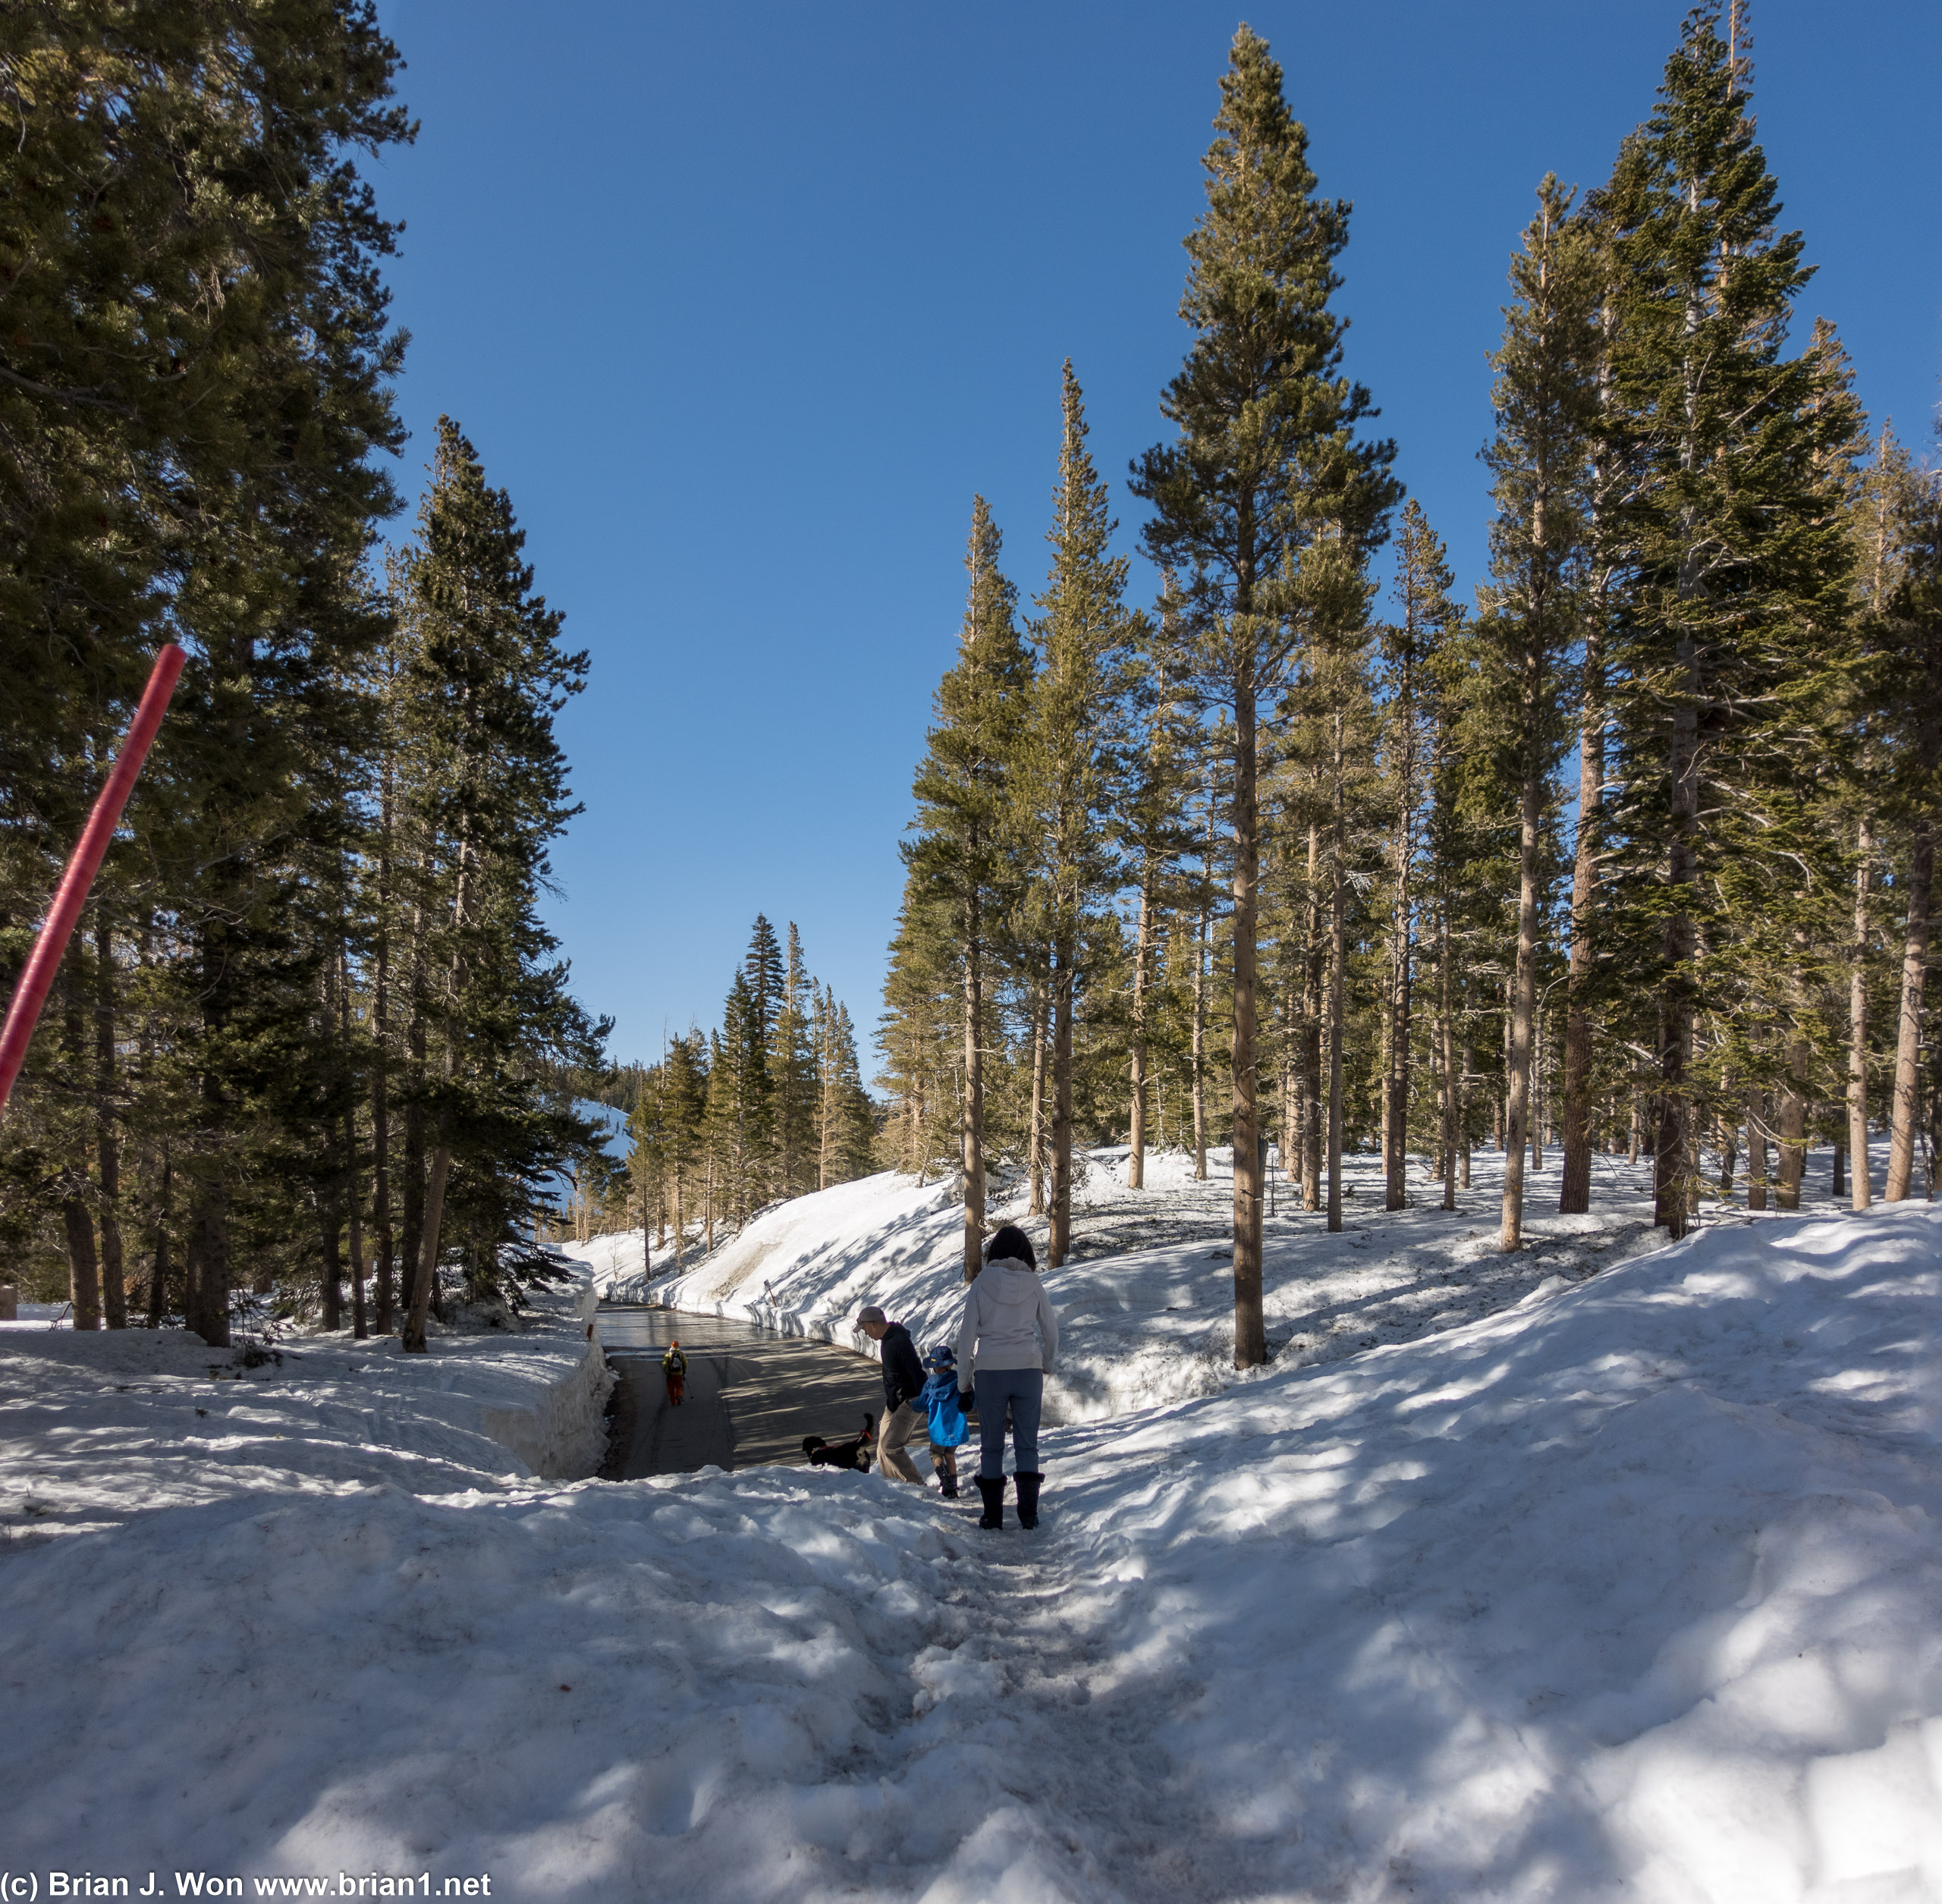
974, 1367, 1043, 1479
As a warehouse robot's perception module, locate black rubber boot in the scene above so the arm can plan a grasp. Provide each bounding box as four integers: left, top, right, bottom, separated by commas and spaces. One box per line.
976, 1475, 1005, 1529
939, 1476, 960, 1499
1015, 1472, 1042, 1529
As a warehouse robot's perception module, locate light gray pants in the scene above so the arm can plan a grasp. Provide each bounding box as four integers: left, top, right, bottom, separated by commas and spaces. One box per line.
878, 1401, 925, 1483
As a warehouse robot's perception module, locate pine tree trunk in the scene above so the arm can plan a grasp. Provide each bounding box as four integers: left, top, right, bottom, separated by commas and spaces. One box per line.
1280, 994, 1298, 1196
1746, 1090, 1768, 1211
183, 942, 232, 1347
63, 1192, 102, 1331
1193, 807, 1213, 1183
1050, 935, 1075, 1270
1716, 1113, 1737, 1199
960, 884, 985, 1283
319, 951, 344, 1331
1440, 906, 1458, 1211
1129, 860, 1154, 1189
1532, 1004, 1545, 1171
1302, 822, 1323, 1212
1776, 1016, 1808, 1211
1886, 818, 1933, 1200
402, 1127, 451, 1353
1560, 622, 1603, 1213
146, 1158, 172, 1327
404, 827, 470, 1354
1326, 801, 1347, 1237
1502, 749, 1542, 1250
341, 945, 367, 1339
61, 944, 103, 1330
320, 1195, 344, 1331
94, 916, 127, 1328
399, 888, 428, 1321
1230, 656, 1266, 1363
1654, 639, 1701, 1236
372, 759, 396, 1334
1029, 960, 1050, 1214
1849, 818, 1874, 1208
1384, 754, 1412, 1214
347, 1125, 368, 1340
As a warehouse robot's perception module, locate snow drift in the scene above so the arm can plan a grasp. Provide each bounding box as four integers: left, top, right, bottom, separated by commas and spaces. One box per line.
2, 1201, 1937, 1902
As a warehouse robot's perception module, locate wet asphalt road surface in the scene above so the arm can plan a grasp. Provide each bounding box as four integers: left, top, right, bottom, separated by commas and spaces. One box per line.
597, 1307, 893, 1478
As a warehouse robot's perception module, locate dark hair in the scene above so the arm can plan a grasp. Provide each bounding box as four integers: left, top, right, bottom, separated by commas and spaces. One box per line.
985, 1224, 1036, 1270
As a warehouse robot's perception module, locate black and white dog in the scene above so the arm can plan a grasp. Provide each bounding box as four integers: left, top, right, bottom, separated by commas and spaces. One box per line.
803, 1414, 876, 1472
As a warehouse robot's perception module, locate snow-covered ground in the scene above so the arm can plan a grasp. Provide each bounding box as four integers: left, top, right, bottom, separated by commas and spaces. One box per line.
4, 1158, 1937, 1902
0, 1269, 611, 1544
592, 1143, 1715, 1421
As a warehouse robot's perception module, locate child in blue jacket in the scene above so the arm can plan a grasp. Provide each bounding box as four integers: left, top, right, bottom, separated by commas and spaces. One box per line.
921, 1343, 969, 1497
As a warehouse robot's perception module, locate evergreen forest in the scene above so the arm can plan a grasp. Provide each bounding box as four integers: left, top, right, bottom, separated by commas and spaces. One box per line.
0, 5, 884, 1341
878, 10, 1942, 1365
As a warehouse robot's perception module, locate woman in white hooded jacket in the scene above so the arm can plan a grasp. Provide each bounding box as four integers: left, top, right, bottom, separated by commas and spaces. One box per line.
955, 1224, 1058, 1530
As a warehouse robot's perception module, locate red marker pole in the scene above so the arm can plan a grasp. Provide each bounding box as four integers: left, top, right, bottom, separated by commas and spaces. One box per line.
0, 642, 187, 1117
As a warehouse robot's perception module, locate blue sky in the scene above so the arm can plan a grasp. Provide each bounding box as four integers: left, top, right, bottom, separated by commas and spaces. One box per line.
369, 1, 1941, 1073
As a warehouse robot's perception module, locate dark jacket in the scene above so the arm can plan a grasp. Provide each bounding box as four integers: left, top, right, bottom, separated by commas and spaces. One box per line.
878, 1321, 925, 1413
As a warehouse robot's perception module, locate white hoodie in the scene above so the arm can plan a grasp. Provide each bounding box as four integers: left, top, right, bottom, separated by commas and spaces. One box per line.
955, 1257, 1059, 1377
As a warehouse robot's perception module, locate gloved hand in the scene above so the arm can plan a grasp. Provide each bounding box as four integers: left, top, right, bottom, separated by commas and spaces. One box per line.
958, 1390, 975, 1412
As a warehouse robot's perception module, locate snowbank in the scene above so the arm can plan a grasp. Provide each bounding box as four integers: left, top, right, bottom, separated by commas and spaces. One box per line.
606, 1144, 1675, 1423
0, 1264, 611, 1551
5, 1192, 1937, 1902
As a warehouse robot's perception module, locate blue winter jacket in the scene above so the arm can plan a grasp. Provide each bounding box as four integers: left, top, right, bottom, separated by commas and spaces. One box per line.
920, 1368, 970, 1448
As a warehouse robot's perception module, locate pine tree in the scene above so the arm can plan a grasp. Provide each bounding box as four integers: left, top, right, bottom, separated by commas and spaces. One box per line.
1024, 363, 1132, 1270
1133, 26, 1396, 1362
1874, 453, 1942, 1199
1378, 503, 1460, 1213
1603, 5, 1858, 1236
906, 496, 1033, 1277
1120, 584, 1198, 1190
661, 1032, 708, 1269
771, 924, 819, 1199
0, 1, 413, 1344
1478, 177, 1602, 1249
391, 418, 600, 1348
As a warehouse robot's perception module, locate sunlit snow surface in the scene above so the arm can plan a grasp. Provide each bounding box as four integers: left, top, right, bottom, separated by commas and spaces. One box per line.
602, 1145, 1674, 1420
3, 1161, 1940, 1902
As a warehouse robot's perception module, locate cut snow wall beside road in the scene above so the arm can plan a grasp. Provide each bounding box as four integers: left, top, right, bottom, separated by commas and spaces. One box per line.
477, 1273, 612, 1480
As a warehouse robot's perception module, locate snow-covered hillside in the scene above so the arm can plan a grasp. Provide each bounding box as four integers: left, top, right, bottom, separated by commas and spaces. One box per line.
590, 1144, 1689, 1420
4, 1177, 1937, 1901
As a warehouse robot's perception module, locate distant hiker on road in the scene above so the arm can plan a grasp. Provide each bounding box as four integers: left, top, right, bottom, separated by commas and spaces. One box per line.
957, 1225, 1058, 1531
661, 1340, 687, 1407
920, 1343, 969, 1498
856, 1304, 927, 1485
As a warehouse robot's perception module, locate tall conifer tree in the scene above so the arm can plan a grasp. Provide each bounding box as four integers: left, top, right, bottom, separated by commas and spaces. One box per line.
907, 498, 1032, 1278
1478, 178, 1601, 1249
1604, 7, 1858, 1236
1026, 364, 1131, 1270
1134, 27, 1395, 1359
